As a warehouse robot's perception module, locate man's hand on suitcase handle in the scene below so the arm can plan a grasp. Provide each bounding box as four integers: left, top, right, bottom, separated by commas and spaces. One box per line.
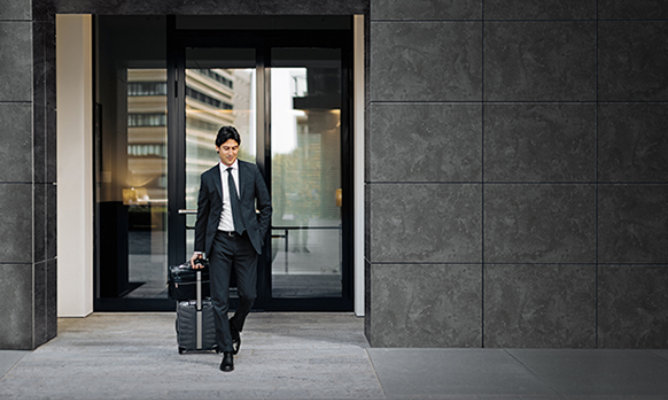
190, 252, 205, 269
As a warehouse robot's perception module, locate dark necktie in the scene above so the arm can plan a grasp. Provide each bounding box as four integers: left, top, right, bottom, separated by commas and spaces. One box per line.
227, 167, 245, 235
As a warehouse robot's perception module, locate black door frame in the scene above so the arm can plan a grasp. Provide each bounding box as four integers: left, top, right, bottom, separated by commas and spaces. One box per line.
167, 18, 355, 311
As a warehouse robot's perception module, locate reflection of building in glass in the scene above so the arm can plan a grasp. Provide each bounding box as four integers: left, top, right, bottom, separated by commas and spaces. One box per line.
184, 67, 253, 208
183, 67, 256, 255
125, 68, 253, 207
125, 67, 256, 262
126, 69, 168, 205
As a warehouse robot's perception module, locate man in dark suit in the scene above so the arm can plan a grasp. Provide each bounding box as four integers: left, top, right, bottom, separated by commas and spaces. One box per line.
190, 126, 272, 372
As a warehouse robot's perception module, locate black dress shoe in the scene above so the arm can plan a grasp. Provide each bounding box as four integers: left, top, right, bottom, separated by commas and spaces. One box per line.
230, 322, 241, 355
220, 352, 234, 372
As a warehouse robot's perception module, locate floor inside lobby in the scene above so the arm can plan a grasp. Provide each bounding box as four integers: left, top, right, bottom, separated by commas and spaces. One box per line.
2, 313, 668, 399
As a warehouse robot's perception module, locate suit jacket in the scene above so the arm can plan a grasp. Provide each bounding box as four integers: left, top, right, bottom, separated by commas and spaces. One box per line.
194, 160, 272, 256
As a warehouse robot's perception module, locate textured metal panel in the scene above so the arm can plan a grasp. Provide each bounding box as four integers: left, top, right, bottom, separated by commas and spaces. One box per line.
369, 183, 482, 263
599, 265, 668, 348
485, 0, 595, 20
598, 104, 668, 183
0, 183, 33, 263
484, 22, 595, 101
0, 103, 32, 182
371, 0, 481, 20
599, 185, 668, 264
599, 22, 668, 101
484, 104, 595, 182
0, 22, 32, 102
371, 21, 482, 101
369, 103, 482, 182
370, 263, 482, 347
484, 184, 596, 263
484, 264, 596, 348
0, 264, 33, 349
599, 0, 668, 19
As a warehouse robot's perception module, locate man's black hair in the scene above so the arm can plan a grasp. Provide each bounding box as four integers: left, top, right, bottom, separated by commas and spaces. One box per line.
215, 126, 241, 147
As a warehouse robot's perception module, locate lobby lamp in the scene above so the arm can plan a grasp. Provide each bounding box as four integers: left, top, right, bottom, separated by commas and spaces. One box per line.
122, 187, 149, 206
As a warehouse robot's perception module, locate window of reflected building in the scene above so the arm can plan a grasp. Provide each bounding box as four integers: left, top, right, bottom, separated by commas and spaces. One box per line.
96, 16, 170, 302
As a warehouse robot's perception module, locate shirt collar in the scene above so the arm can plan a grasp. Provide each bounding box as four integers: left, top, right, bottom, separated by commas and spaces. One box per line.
219, 159, 239, 172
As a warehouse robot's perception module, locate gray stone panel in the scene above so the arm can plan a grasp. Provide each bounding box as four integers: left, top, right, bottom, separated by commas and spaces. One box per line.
364, 184, 370, 261
364, 258, 371, 338
0, 103, 32, 182
47, 259, 57, 340
484, 22, 596, 101
369, 103, 482, 182
369, 183, 482, 263
50, 0, 368, 15
32, 21, 55, 185
599, 104, 668, 183
484, 264, 596, 348
47, 183, 56, 259
599, 0, 668, 19
46, 108, 57, 183
34, 262, 47, 346
484, 104, 595, 182
0, 0, 31, 20
599, 265, 668, 348
371, 0, 481, 20
371, 22, 482, 101
34, 184, 46, 263
484, 184, 596, 263
485, 0, 595, 20
599, 22, 668, 101
0, 264, 33, 349
599, 185, 668, 263
0, 22, 32, 102
33, 99, 46, 184
0, 183, 33, 263
370, 263, 482, 347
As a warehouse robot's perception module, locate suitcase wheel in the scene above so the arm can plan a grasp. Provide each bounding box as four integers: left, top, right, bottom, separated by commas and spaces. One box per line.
178, 347, 185, 354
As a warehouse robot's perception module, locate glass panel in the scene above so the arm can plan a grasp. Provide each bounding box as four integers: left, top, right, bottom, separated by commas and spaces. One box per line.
96, 16, 168, 300
270, 48, 342, 298
184, 48, 257, 257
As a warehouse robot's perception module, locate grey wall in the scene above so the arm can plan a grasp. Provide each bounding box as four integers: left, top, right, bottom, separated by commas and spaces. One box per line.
0, 0, 57, 349
3, 0, 666, 350
366, 0, 668, 348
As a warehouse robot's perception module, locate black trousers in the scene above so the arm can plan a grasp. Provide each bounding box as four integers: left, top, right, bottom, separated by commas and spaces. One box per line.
209, 230, 257, 353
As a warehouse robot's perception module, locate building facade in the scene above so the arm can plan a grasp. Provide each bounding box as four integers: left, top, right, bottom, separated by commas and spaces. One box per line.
1, 0, 667, 350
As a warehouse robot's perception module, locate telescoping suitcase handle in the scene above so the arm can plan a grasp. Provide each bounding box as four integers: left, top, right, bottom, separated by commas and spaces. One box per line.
196, 269, 203, 349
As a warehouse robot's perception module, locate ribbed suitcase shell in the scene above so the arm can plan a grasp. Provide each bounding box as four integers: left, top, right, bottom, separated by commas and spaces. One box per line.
176, 299, 217, 352
175, 268, 218, 353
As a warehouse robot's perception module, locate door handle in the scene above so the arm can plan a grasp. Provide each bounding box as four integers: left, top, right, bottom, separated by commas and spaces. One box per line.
335, 188, 342, 207
178, 209, 197, 215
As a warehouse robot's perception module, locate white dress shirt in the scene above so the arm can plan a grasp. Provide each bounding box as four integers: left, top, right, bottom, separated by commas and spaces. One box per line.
218, 160, 240, 232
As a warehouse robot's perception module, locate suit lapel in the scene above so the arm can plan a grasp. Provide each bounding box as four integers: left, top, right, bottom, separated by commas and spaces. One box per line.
238, 161, 246, 199
212, 165, 223, 201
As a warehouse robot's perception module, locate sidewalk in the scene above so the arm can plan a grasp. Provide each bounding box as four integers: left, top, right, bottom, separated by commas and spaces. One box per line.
1, 313, 668, 399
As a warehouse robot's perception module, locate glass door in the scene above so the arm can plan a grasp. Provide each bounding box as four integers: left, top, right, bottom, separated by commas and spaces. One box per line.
182, 48, 258, 256
94, 17, 353, 311
269, 48, 344, 299
173, 31, 353, 310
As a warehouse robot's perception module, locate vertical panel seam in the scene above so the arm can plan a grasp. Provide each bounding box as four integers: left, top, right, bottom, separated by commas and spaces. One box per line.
594, 0, 600, 348
31, 17, 37, 350
481, 0, 486, 348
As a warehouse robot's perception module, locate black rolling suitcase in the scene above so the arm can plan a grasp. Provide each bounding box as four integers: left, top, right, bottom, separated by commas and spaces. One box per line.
175, 266, 218, 354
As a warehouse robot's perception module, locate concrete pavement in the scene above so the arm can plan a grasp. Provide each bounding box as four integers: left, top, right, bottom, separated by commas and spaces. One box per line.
2, 313, 668, 399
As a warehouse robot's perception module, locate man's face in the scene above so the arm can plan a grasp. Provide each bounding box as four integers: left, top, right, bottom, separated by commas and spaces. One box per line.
217, 138, 240, 166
